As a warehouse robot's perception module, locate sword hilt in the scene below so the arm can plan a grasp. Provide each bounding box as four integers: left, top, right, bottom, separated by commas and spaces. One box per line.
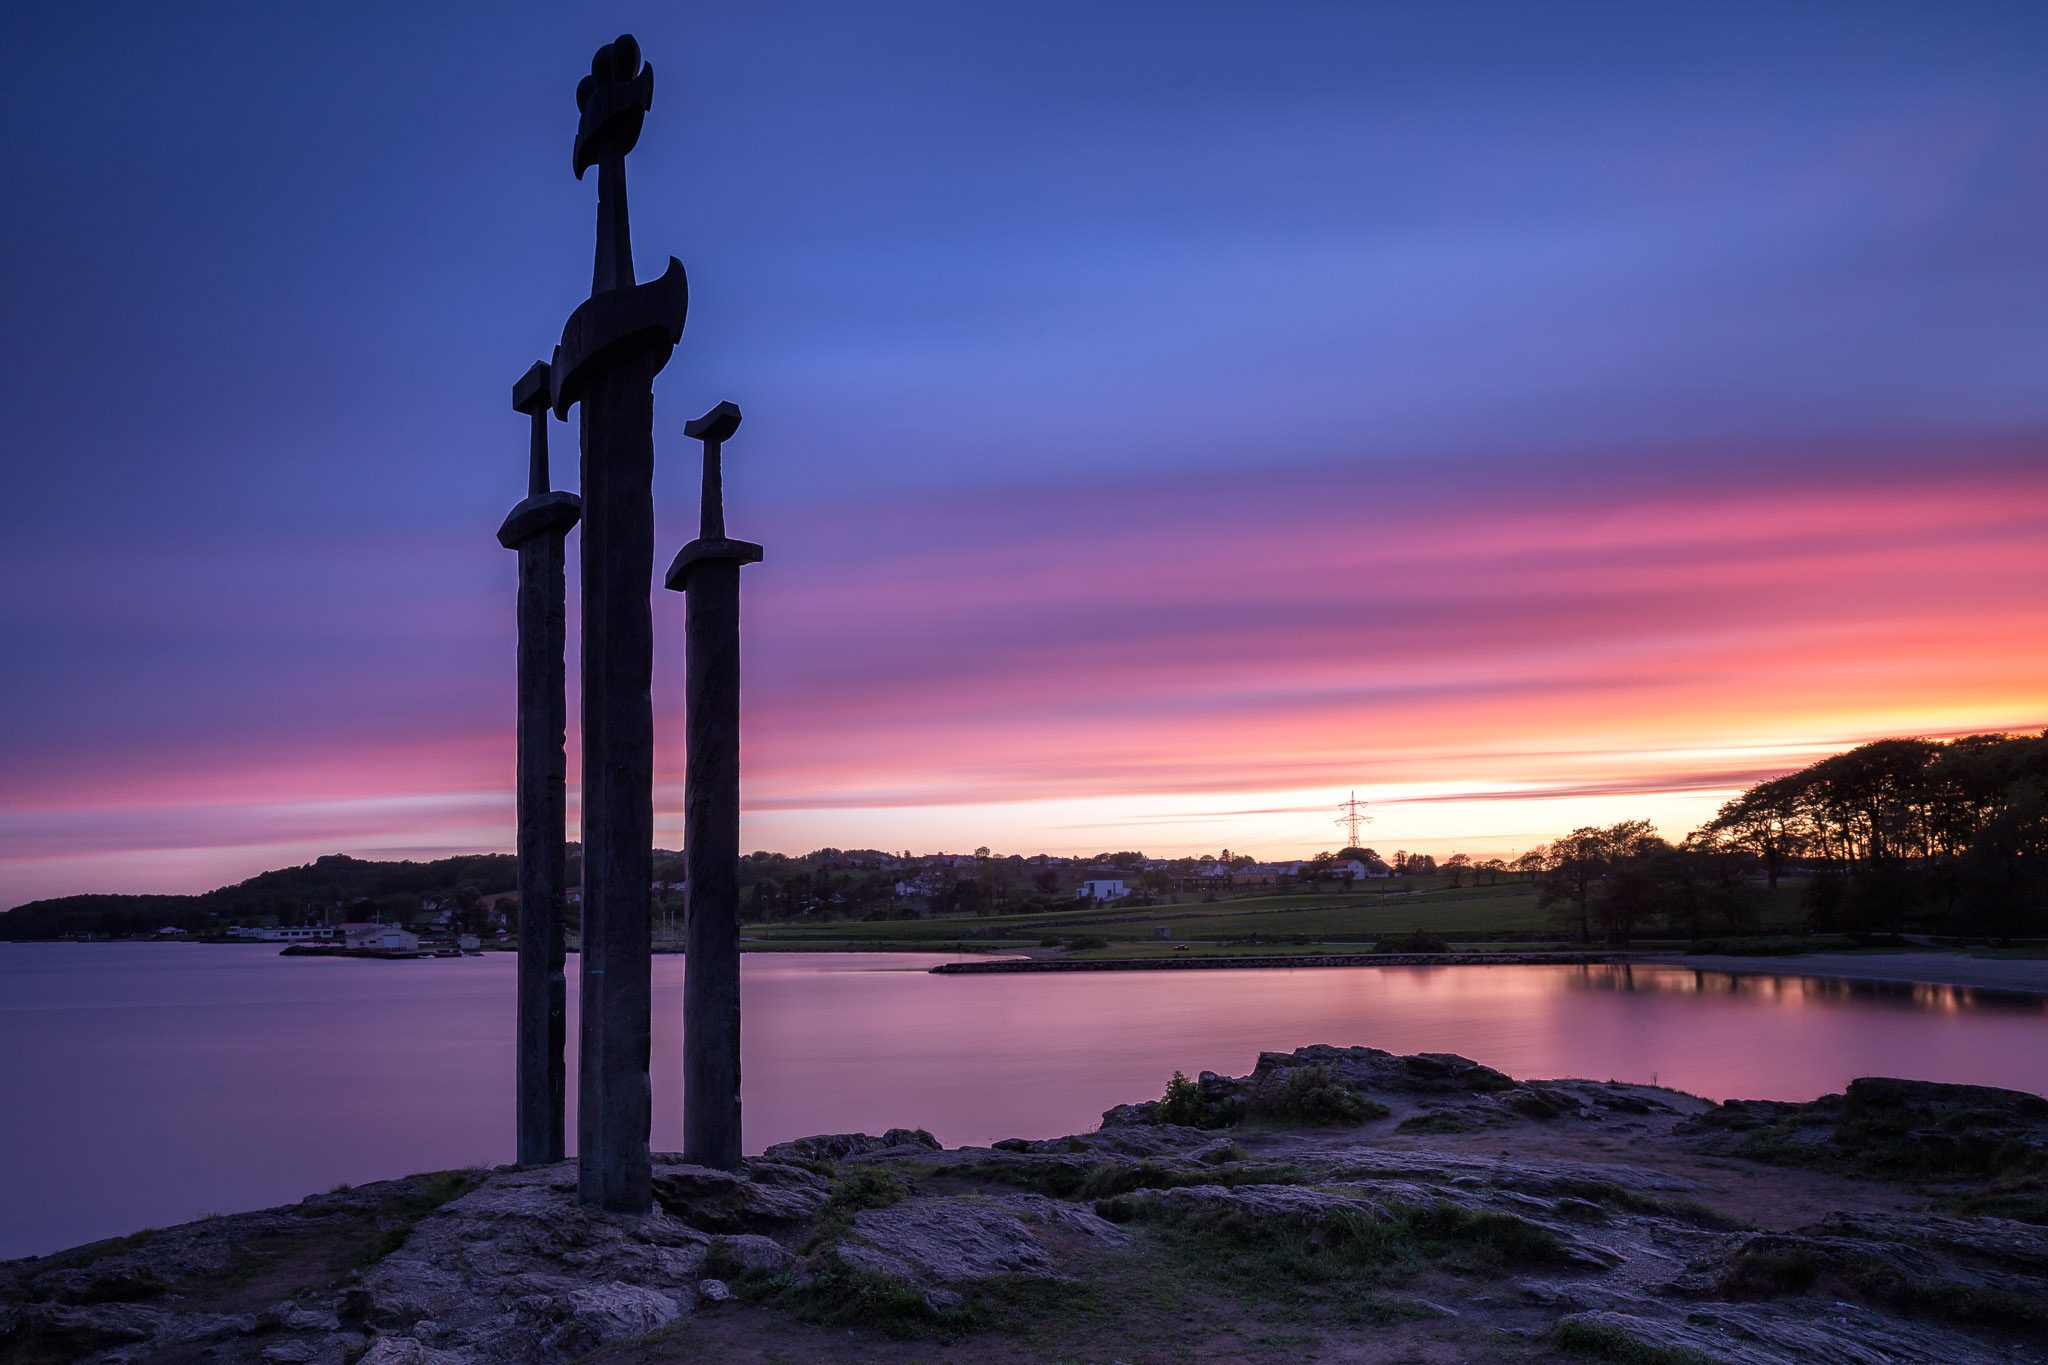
686, 401, 742, 541
512, 361, 553, 497
575, 35, 653, 295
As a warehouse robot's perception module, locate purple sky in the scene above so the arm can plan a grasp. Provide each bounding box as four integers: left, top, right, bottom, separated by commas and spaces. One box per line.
2, 3, 2045, 904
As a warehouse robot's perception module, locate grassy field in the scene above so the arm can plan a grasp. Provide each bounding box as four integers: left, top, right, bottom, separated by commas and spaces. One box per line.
742, 874, 1812, 954
750, 879, 1545, 951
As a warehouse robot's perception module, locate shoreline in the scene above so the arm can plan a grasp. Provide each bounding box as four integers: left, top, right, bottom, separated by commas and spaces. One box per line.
930, 947, 2048, 997
18, 937, 2048, 998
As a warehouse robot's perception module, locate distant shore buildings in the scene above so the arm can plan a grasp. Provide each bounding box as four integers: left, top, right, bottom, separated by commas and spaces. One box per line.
342, 924, 420, 952
226, 925, 336, 942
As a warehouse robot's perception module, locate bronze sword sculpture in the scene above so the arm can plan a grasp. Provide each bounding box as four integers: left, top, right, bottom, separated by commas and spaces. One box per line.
548, 33, 689, 1213
498, 360, 578, 1167
666, 401, 761, 1170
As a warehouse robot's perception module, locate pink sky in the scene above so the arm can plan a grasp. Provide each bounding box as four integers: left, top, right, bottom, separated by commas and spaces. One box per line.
5, 5, 2046, 907
5, 442, 2041, 904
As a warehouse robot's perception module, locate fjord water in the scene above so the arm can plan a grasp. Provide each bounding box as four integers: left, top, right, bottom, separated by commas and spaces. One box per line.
2, 944, 2043, 1259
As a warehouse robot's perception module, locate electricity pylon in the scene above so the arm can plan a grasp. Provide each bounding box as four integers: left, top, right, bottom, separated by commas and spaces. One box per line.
1336, 791, 1372, 849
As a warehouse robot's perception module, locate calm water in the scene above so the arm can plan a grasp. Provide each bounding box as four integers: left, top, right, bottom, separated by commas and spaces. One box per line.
2, 943, 2043, 1259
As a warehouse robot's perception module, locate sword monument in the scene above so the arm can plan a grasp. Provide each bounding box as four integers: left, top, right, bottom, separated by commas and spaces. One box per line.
667, 401, 761, 1170
549, 32, 688, 1213
499, 361, 578, 1166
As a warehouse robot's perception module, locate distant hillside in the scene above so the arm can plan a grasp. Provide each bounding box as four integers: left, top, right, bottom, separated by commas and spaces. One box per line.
1, 852, 528, 940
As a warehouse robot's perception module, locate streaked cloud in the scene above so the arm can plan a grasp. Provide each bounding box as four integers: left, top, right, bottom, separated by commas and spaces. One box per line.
1, 4, 2045, 901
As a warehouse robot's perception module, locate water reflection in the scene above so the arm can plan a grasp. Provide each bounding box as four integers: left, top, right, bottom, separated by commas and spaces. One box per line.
1560, 964, 2048, 1015
3, 945, 2044, 1259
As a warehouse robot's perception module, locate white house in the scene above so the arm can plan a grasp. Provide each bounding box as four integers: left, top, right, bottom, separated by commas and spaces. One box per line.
343, 924, 420, 952
245, 925, 336, 942
1318, 857, 1393, 882
1076, 879, 1128, 902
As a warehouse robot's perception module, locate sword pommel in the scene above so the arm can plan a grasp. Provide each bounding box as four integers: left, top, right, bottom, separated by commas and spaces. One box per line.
687, 401, 742, 542
512, 361, 552, 417
685, 401, 742, 446
573, 36, 653, 179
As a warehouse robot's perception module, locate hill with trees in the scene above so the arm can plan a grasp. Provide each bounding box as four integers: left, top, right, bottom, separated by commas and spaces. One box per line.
1527, 731, 2047, 945
0, 852, 524, 940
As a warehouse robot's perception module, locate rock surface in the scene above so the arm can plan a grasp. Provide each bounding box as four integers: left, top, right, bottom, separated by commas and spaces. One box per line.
4, 1046, 2044, 1363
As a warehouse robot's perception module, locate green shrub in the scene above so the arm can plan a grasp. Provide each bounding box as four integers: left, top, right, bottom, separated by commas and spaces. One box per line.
1244, 1065, 1390, 1127
1066, 935, 1110, 951
1157, 1071, 1210, 1127
821, 1166, 906, 1218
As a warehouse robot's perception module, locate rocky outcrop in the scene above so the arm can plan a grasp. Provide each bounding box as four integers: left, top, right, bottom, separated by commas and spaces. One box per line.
4, 1047, 2043, 1364
1684, 1074, 2048, 1181
1101, 1043, 1685, 1132
761, 1128, 940, 1163
345, 1164, 707, 1360
649, 1156, 830, 1232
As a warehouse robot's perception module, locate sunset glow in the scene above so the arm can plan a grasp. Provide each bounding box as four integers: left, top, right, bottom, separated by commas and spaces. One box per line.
5, 443, 2040, 902
2, 4, 2045, 904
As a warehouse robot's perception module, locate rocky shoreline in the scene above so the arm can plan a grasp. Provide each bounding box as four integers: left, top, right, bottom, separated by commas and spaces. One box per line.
4, 1047, 2044, 1364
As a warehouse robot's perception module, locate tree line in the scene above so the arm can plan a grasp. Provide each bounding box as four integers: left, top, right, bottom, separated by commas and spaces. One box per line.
1524, 732, 2047, 945
0, 853, 520, 940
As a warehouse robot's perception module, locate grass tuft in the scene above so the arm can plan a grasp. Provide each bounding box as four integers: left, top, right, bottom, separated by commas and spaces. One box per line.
1397, 1111, 1483, 1135
356, 1170, 483, 1265
1554, 1317, 1718, 1364
1946, 1175, 2048, 1225
781, 1263, 964, 1339
1100, 1191, 1568, 1289
802, 1165, 911, 1253
1719, 1237, 2044, 1329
